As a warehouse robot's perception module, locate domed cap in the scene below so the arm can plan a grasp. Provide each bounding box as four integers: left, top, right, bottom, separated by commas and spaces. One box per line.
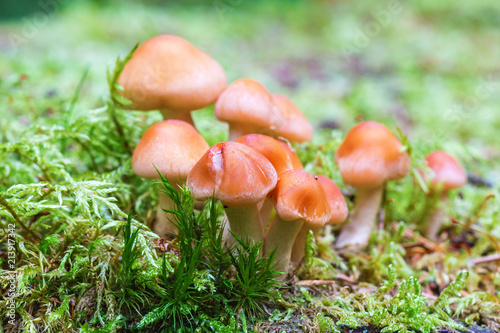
272, 170, 331, 227
335, 121, 411, 188
316, 175, 348, 225
272, 94, 313, 143
132, 120, 209, 183
214, 78, 282, 136
187, 142, 278, 208
235, 134, 297, 175
424, 151, 467, 191
118, 35, 227, 112
277, 141, 303, 169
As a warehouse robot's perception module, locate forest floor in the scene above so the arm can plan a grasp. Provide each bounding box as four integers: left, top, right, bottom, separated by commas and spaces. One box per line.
1, 0, 500, 332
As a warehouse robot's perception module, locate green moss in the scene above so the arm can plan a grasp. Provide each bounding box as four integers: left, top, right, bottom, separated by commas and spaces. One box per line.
1, 0, 500, 332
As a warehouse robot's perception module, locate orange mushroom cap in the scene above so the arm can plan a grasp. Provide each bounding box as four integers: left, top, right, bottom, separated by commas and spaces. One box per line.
118, 35, 226, 113
187, 142, 278, 208
272, 170, 331, 228
277, 141, 303, 169
132, 120, 209, 183
316, 175, 348, 225
335, 121, 411, 188
423, 151, 467, 191
272, 94, 313, 143
235, 134, 298, 175
214, 78, 282, 135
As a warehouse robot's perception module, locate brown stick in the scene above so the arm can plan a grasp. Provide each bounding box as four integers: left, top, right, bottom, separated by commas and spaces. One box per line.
298, 280, 336, 286
470, 253, 500, 265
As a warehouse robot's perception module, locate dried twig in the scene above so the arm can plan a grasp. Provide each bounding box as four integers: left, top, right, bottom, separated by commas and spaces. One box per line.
298, 280, 336, 286
471, 253, 500, 265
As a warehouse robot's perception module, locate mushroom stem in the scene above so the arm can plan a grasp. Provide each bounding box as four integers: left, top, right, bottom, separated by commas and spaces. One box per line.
154, 190, 179, 237
425, 192, 448, 240
264, 216, 304, 275
290, 225, 321, 264
336, 185, 384, 248
225, 205, 264, 246
160, 109, 194, 125
259, 197, 275, 230
228, 124, 253, 141
220, 215, 232, 244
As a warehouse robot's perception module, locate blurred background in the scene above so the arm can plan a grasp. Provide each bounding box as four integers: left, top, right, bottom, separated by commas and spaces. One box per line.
1, 0, 499, 179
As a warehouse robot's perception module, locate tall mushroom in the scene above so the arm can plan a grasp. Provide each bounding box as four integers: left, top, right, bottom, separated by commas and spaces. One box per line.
335, 121, 411, 248
132, 120, 209, 237
118, 35, 227, 125
214, 78, 283, 140
420, 150, 467, 240
291, 175, 348, 264
187, 142, 278, 246
265, 170, 331, 275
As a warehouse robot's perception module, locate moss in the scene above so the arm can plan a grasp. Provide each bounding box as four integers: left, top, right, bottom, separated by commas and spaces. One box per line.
1, 0, 500, 332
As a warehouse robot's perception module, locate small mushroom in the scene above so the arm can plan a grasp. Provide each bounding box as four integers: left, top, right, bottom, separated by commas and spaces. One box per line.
187, 142, 278, 246
291, 175, 348, 264
235, 134, 304, 229
265, 170, 331, 275
235, 134, 298, 175
272, 94, 313, 143
420, 150, 467, 240
118, 35, 227, 125
132, 120, 209, 237
334, 121, 411, 248
214, 78, 283, 140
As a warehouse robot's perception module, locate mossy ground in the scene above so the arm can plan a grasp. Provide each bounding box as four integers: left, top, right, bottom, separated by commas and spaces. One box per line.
1, 0, 500, 332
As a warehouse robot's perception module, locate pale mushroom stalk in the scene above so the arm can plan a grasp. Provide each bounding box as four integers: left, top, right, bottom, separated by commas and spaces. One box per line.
259, 197, 274, 230
225, 206, 265, 245
425, 192, 448, 240
265, 217, 304, 274
160, 109, 194, 126
228, 124, 254, 141
336, 185, 384, 248
290, 225, 321, 264
155, 190, 179, 236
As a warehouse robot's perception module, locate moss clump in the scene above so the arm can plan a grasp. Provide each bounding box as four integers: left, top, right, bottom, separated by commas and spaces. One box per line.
2, 0, 500, 332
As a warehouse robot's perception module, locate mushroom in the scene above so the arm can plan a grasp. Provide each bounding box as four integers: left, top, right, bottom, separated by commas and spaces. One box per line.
277, 140, 304, 170
291, 175, 348, 264
118, 35, 227, 125
132, 120, 209, 237
420, 150, 467, 240
334, 121, 411, 248
235, 134, 303, 228
272, 94, 313, 143
214, 78, 283, 140
264, 170, 331, 275
187, 142, 278, 246
235, 134, 299, 175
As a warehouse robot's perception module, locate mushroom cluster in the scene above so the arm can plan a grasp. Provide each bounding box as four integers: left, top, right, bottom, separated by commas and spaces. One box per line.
124, 35, 468, 277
